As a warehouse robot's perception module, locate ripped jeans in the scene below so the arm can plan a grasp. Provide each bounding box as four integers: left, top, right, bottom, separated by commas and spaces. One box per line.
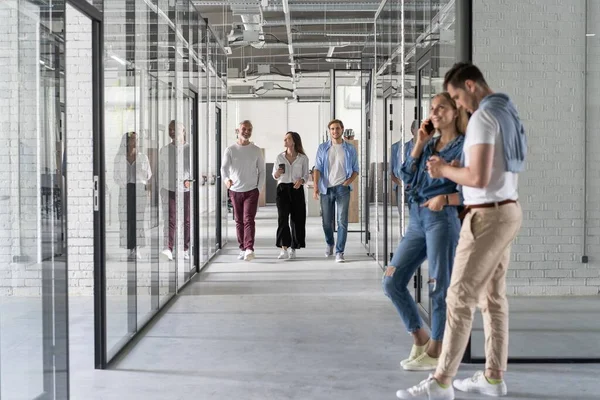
382, 202, 460, 341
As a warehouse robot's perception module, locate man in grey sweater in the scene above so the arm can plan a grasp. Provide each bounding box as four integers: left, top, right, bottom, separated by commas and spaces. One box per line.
221, 120, 265, 261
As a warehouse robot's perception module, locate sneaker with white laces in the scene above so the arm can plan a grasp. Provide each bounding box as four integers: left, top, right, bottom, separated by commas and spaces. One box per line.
396, 375, 454, 400
278, 249, 288, 259
183, 250, 190, 260
400, 341, 429, 367
237, 251, 245, 260
244, 249, 255, 261
335, 253, 345, 263
161, 248, 173, 261
403, 352, 439, 371
288, 248, 296, 259
453, 371, 507, 397
325, 245, 334, 257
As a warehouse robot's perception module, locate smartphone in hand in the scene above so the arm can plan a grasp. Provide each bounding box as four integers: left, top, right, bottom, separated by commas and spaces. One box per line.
425, 120, 435, 135
279, 163, 286, 173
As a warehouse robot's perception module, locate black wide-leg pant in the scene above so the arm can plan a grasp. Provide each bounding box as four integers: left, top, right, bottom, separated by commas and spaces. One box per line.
275, 183, 306, 249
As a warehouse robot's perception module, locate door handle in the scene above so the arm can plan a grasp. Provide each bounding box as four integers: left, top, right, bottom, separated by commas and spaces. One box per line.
93, 175, 99, 211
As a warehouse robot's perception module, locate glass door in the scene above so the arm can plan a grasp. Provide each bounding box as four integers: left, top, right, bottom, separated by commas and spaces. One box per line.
415, 58, 433, 324
0, 1, 72, 397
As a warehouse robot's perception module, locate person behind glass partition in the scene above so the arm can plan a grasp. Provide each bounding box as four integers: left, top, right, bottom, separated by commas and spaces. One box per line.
390, 120, 419, 214
159, 120, 191, 262
113, 131, 152, 260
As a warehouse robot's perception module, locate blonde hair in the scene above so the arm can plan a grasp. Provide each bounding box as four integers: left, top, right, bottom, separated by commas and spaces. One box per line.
433, 92, 469, 135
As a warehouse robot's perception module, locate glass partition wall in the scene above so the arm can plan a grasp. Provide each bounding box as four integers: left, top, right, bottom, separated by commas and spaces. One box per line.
373, 0, 456, 324
0, 1, 74, 398
98, 0, 227, 367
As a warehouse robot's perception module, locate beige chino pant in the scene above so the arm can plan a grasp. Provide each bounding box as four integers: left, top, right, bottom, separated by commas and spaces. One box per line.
435, 202, 522, 377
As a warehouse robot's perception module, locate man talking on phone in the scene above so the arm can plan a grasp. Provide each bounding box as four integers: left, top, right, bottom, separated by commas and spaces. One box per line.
221, 120, 265, 261
313, 119, 359, 263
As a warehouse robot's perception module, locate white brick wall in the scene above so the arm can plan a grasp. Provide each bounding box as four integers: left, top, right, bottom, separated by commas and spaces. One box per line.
66, 4, 94, 296
473, 0, 600, 295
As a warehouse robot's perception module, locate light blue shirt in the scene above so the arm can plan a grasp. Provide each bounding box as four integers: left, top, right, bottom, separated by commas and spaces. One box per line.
390, 139, 414, 191
314, 140, 359, 194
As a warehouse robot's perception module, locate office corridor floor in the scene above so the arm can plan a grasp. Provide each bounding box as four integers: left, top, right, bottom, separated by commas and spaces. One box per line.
70, 207, 600, 400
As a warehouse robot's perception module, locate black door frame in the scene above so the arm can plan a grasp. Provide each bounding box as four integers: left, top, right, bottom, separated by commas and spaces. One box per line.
189, 88, 200, 274
65, 0, 107, 372
381, 91, 394, 267
414, 51, 432, 328
215, 105, 222, 249
363, 74, 372, 253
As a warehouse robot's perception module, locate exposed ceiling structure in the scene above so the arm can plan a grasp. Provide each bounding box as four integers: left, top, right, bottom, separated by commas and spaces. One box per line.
194, 0, 445, 100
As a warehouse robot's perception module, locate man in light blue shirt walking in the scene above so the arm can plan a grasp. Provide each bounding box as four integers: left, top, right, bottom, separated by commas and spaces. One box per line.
312, 119, 359, 263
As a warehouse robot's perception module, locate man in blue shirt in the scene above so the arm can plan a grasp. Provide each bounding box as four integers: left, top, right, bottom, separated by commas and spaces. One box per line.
390, 120, 418, 214
313, 119, 359, 263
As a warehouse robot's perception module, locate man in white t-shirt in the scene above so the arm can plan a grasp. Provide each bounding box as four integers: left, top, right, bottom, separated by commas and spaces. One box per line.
220, 120, 265, 261
313, 119, 359, 263
396, 63, 526, 400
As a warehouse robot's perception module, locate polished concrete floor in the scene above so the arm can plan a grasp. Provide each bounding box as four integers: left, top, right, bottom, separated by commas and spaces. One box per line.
64, 206, 600, 400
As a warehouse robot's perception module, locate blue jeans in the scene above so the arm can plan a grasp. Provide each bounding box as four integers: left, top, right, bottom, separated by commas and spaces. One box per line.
320, 184, 351, 254
382, 203, 460, 341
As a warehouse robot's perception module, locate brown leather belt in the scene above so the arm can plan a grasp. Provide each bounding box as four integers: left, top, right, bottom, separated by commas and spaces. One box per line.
459, 199, 517, 221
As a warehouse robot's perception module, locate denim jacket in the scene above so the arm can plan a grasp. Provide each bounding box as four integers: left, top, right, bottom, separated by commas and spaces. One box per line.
479, 93, 527, 173
400, 135, 464, 205
314, 140, 360, 194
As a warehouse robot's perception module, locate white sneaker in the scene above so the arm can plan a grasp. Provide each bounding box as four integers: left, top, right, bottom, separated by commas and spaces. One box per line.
288, 248, 296, 259
400, 342, 428, 367
403, 352, 439, 371
325, 245, 334, 257
278, 250, 288, 259
161, 248, 173, 261
183, 250, 190, 260
396, 375, 454, 400
244, 250, 255, 261
237, 251, 245, 260
453, 371, 507, 397
335, 253, 345, 263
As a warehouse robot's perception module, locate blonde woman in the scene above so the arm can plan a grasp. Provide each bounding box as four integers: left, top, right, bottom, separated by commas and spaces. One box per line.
382, 92, 469, 372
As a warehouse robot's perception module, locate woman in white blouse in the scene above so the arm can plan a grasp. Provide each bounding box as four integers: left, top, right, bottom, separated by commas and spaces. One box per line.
113, 131, 152, 260
272, 131, 309, 259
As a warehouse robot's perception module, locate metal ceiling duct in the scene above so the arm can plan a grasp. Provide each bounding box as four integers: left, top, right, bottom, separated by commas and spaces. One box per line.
261, 40, 408, 48
194, 1, 441, 12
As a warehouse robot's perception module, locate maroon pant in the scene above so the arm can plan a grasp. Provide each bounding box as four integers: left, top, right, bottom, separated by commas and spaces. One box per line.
230, 188, 259, 251
161, 189, 190, 251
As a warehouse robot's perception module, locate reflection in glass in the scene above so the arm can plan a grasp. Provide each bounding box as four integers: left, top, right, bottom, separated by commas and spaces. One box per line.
159, 121, 191, 262
113, 132, 152, 259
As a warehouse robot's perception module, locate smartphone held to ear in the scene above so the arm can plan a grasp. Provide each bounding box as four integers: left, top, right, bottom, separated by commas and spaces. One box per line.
425, 120, 435, 135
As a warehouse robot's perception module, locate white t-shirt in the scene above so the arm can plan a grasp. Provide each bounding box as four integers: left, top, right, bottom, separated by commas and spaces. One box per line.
462, 109, 519, 205
220, 143, 265, 193
327, 143, 347, 187
272, 152, 310, 184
